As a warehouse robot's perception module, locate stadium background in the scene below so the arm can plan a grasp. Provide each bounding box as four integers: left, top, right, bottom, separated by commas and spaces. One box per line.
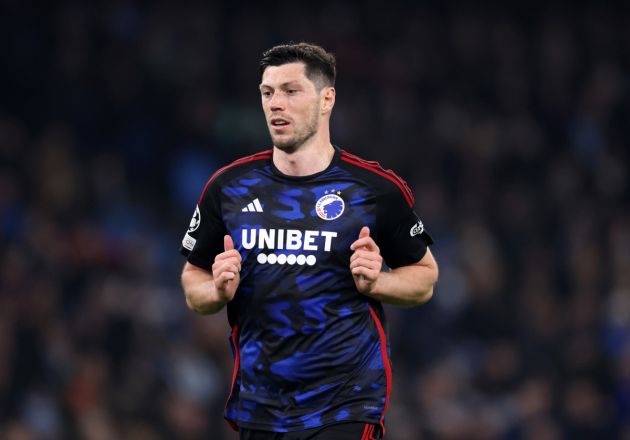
1, 1, 629, 439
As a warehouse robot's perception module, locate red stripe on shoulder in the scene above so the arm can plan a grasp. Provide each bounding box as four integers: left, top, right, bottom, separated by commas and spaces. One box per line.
340, 151, 414, 208
197, 150, 272, 204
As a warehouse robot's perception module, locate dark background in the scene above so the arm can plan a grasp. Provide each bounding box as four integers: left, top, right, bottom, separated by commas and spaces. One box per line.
1, 1, 629, 439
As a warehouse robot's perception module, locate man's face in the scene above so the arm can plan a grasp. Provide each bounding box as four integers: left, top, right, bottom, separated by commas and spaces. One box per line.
259, 62, 323, 152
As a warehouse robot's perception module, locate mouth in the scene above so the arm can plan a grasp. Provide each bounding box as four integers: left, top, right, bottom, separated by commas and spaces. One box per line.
270, 117, 290, 129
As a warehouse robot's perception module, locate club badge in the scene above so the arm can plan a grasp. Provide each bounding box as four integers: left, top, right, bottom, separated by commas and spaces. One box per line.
316, 189, 345, 221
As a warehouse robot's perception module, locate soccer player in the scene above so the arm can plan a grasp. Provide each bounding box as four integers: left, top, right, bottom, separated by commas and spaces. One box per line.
180, 42, 438, 440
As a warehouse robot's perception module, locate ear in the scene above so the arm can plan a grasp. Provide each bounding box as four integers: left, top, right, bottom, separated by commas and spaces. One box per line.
320, 86, 336, 115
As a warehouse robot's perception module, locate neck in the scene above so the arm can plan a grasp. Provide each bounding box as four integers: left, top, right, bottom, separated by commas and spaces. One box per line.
273, 137, 335, 177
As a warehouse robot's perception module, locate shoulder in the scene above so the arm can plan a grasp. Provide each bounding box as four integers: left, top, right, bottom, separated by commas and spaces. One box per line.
209, 149, 273, 183
198, 149, 272, 199
339, 149, 414, 208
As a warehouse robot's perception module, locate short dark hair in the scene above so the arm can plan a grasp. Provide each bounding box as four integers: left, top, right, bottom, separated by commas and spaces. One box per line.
259, 42, 336, 88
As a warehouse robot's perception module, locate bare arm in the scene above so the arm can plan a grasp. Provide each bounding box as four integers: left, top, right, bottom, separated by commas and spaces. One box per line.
350, 227, 438, 306
181, 235, 241, 315
366, 248, 437, 306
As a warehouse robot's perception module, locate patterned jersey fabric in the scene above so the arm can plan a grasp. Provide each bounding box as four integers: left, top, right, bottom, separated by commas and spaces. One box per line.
180, 146, 433, 432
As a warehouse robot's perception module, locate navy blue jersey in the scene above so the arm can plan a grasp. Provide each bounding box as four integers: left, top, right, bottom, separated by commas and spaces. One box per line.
180, 147, 433, 433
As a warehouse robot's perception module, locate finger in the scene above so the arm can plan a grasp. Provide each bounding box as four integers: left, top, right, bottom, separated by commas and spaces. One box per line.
350, 256, 381, 269
350, 226, 370, 251
223, 271, 236, 280
215, 249, 242, 262
351, 226, 370, 249
351, 266, 376, 279
224, 235, 235, 251
218, 256, 242, 271
359, 226, 370, 239
215, 271, 236, 287
213, 261, 240, 277
350, 250, 382, 263
350, 237, 379, 252
226, 263, 240, 274
350, 258, 382, 272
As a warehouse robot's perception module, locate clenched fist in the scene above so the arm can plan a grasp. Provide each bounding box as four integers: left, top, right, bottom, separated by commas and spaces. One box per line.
350, 226, 382, 294
211, 235, 242, 302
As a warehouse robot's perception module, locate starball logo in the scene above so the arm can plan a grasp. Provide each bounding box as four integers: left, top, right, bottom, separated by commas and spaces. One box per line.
242, 228, 337, 266
182, 205, 201, 251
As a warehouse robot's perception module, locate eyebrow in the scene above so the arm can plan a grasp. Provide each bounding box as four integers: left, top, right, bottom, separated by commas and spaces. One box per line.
259, 80, 303, 90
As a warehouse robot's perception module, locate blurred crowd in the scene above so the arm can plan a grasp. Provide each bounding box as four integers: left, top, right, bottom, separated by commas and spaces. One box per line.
1, 1, 629, 439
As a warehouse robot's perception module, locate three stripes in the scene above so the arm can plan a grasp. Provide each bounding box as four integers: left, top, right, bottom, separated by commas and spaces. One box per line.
242, 198, 264, 212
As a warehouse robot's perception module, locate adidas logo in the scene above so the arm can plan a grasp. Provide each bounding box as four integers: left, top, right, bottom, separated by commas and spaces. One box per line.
242, 198, 264, 212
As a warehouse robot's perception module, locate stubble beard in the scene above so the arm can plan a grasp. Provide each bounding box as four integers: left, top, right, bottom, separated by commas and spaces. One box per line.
270, 106, 320, 154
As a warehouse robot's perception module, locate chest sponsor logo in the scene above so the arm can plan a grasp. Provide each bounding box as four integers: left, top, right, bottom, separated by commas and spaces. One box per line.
242, 228, 337, 265
410, 220, 424, 237
316, 189, 345, 221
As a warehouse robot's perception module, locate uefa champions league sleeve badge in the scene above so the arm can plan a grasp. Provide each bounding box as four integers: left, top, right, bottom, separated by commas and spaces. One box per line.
182, 205, 201, 251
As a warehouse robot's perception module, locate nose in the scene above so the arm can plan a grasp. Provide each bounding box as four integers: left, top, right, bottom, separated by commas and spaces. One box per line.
269, 92, 285, 112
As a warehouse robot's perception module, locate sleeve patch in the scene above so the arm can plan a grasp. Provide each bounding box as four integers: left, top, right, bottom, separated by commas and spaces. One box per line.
182, 233, 197, 251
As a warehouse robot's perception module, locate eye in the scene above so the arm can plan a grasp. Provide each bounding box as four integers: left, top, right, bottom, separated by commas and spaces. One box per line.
287, 89, 297, 95
261, 90, 272, 98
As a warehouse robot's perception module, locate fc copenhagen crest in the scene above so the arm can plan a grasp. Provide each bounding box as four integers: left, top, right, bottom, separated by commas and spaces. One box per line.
316, 189, 345, 221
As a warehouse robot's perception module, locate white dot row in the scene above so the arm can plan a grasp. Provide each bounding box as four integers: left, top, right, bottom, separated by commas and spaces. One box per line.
256, 253, 317, 265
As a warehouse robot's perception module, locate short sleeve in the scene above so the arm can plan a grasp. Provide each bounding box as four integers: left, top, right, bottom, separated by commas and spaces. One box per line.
179, 179, 227, 269
376, 186, 433, 269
